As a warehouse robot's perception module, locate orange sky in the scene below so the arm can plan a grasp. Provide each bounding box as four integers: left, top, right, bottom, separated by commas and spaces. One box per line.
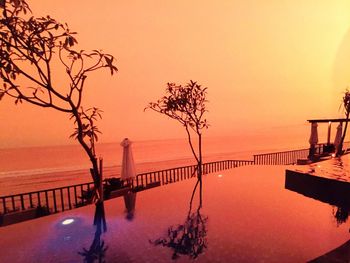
1, 0, 350, 148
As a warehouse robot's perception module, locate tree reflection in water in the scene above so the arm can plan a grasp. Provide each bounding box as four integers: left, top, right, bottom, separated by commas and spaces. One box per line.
151, 178, 208, 260
331, 158, 350, 226
79, 201, 108, 263
286, 162, 350, 227
333, 206, 349, 226
78, 191, 137, 262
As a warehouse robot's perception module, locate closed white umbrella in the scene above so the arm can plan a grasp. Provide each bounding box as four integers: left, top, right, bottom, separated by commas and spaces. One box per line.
120, 138, 136, 181
334, 123, 343, 149
309, 123, 319, 145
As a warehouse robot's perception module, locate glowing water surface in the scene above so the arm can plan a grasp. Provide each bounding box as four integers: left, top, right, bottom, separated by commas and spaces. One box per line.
0, 165, 348, 262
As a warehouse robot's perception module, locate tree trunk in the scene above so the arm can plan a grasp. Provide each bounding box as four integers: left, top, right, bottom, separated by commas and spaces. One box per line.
338, 112, 349, 156
71, 107, 102, 205
198, 133, 203, 208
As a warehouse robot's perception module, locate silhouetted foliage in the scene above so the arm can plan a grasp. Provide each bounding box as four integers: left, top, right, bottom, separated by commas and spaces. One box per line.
153, 209, 208, 260
337, 90, 350, 156
0, 0, 117, 199
70, 107, 103, 157
333, 206, 349, 226
79, 234, 107, 263
147, 80, 208, 206
151, 175, 208, 260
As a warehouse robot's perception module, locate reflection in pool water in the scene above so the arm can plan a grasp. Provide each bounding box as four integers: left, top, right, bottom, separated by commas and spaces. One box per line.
333, 206, 349, 226
79, 191, 137, 262
124, 192, 137, 221
291, 154, 350, 226
151, 178, 208, 260
0, 165, 350, 262
79, 201, 107, 262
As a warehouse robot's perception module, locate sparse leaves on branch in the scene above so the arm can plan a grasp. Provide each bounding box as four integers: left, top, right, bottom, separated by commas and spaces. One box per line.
147, 80, 209, 133
0, 0, 118, 188
338, 89, 350, 156
342, 90, 350, 115
0, 1, 117, 112
147, 80, 208, 207
70, 107, 103, 156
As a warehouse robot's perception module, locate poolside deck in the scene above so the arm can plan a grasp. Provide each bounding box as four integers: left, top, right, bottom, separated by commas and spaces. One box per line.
286, 154, 350, 206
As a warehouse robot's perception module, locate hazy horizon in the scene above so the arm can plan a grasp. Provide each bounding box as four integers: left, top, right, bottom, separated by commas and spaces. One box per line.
1, 0, 350, 148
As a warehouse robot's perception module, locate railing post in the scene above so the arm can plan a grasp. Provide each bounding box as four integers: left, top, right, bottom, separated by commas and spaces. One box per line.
20, 195, 25, 210
67, 187, 72, 210
37, 192, 41, 207
45, 191, 49, 209
60, 188, 64, 212
29, 193, 33, 208
11, 196, 15, 211
2, 197, 6, 214
158, 171, 161, 182
53, 190, 58, 213
73, 186, 78, 207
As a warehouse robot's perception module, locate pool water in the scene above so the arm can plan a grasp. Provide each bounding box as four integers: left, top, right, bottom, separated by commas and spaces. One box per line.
0, 165, 349, 262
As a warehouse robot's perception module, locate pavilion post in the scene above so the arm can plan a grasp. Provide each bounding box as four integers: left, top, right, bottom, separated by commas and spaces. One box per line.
307, 118, 348, 159
308, 122, 318, 161
327, 121, 331, 145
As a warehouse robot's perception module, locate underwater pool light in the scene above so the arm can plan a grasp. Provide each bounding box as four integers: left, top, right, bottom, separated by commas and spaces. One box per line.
61, 218, 74, 225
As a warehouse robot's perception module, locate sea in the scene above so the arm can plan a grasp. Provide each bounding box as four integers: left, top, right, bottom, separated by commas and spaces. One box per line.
0, 131, 312, 196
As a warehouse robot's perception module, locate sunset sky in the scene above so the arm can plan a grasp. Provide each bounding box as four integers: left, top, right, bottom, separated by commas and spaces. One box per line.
1, 0, 350, 148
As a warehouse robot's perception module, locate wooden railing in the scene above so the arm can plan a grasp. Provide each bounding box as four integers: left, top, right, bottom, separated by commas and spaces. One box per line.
134, 164, 196, 188
203, 160, 254, 174
0, 181, 95, 217
133, 159, 254, 189
2, 143, 348, 221
253, 142, 350, 165
253, 148, 310, 165
0, 159, 254, 217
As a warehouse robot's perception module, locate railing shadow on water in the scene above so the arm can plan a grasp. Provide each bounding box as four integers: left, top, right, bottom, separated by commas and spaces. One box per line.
150, 172, 208, 260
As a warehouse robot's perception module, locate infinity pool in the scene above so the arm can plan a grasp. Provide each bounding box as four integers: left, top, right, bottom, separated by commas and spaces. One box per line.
0, 165, 348, 262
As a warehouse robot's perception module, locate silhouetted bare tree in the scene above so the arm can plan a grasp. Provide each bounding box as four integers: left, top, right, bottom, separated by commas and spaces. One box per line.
337, 90, 350, 156
147, 80, 209, 207
0, 0, 117, 201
